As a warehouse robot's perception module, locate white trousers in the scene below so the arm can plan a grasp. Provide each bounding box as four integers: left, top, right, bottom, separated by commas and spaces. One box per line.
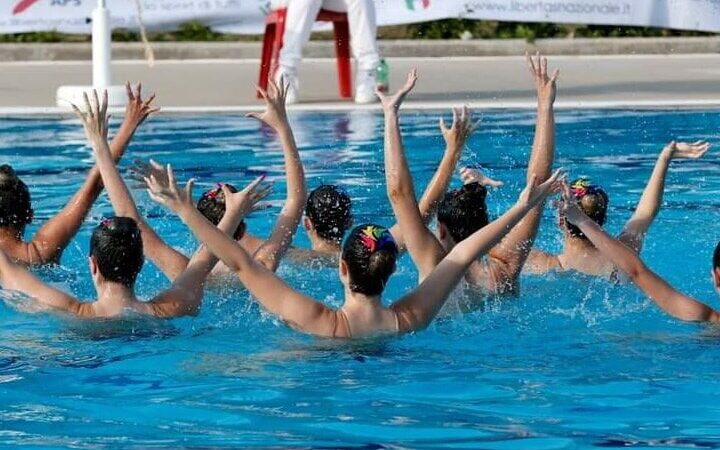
278, 0, 380, 73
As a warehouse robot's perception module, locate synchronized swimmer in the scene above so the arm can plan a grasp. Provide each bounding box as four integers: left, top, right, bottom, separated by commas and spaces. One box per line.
0, 53, 718, 337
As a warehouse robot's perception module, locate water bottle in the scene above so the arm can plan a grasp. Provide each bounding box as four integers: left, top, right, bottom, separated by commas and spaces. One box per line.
376, 59, 389, 93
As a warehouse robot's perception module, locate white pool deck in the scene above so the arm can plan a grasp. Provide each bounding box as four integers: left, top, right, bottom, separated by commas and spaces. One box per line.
2, 54, 720, 113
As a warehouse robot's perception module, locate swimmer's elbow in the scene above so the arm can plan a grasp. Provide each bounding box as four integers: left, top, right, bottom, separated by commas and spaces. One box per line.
388, 185, 411, 201
624, 260, 645, 283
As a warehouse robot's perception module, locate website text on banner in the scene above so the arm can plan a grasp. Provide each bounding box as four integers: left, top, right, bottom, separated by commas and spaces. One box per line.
1, 0, 719, 34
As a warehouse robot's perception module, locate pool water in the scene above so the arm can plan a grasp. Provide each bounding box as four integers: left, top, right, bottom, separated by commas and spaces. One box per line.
1, 109, 720, 449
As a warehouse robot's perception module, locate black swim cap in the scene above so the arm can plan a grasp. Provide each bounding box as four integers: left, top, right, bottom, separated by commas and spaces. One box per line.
0, 165, 32, 229
89, 217, 144, 287
305, 184, 352, 242
437, 182, 489, 243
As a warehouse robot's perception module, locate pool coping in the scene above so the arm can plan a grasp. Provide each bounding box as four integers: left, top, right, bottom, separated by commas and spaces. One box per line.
3, 37, 720, 61
2, 99, 720, 116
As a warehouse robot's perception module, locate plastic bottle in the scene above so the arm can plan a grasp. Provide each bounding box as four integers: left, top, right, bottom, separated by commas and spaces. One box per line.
376, 59, 389, 93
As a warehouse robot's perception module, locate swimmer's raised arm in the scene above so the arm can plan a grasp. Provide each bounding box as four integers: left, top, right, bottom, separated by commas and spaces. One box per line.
146, 166, 338, 336
389, 106, 480, 254
487, 52, 558, 291
148, 174, 266, 318
0, 247, 87, 315
392, 170, 563, 331
73, 87, 190, 282
24, 84, 150, 264
379, 70, 447, 280
247, 77, 307, 272
561, 181, 719, 323
619, 141, 710, 253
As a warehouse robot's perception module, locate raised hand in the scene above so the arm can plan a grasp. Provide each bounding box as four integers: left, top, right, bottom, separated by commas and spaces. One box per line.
247, 76, 289, 130
129, 159, 169, 186
221, 176, 274, 218
124, 81, 160, 128
376, 68, 418, 113
460, 166, 504, 188
71, 89, 109, 146
558, 178, 588, 226
144, 164, 195, 214
440, 106, 481, 154
664, 140, 711, 160
518, 168, 564, 209
526, 51, 559, 108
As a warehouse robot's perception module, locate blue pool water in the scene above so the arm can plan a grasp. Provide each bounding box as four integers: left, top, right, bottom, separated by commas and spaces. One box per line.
1, 109, 720, 449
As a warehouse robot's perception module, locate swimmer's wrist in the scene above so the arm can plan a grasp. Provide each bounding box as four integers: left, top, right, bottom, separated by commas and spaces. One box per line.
659, 149, 673, 162
538, 102, 553, 112
176, 201, 195, 217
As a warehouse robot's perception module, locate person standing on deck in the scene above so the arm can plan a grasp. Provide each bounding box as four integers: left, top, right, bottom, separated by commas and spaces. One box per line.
274, 0, 380, 104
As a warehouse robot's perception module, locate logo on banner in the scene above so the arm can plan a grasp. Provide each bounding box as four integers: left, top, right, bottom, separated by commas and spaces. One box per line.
13, 0, 41, 14
405, 0, 430, 10
13, 0, 80, 15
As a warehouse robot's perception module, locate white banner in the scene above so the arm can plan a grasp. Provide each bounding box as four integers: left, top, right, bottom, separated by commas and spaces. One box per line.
1, 0, 719, 34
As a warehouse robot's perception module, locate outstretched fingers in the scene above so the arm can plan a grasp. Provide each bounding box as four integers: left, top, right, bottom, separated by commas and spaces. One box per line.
242, 174, 267, 194
83, 92, 94, 119
526, 51, 537, 76
550, 68, 560, 83
255, 84, 268, 101
126, 81, 135, 101
143, 93, 157, 108
100, 90, 109, 121
70, 102, 86, 122
166, 164, 176, 191
184, 178, 195, 199
402, 68, 418, 94
267, 76, 279, 99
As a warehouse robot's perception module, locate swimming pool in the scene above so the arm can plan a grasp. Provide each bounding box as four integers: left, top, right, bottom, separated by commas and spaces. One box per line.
1, 109, 720, 449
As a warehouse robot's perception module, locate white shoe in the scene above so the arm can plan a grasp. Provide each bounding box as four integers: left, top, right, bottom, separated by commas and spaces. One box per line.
275, 67, 299, 104
355, 69, 378, 104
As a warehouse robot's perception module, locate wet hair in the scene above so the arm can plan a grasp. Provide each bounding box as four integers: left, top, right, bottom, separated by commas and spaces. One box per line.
89, 217, 144, 287
196, 183, 246, 240
437, 182, 489, 243
305, 185, 352, 242
564, 178, 609, 240
0, 165, 33, 229
713, 241, 720, 270
342, 224, 398, 296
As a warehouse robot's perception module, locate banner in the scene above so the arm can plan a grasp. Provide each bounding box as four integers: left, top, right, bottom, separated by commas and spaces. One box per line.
1, 0, 720, 35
